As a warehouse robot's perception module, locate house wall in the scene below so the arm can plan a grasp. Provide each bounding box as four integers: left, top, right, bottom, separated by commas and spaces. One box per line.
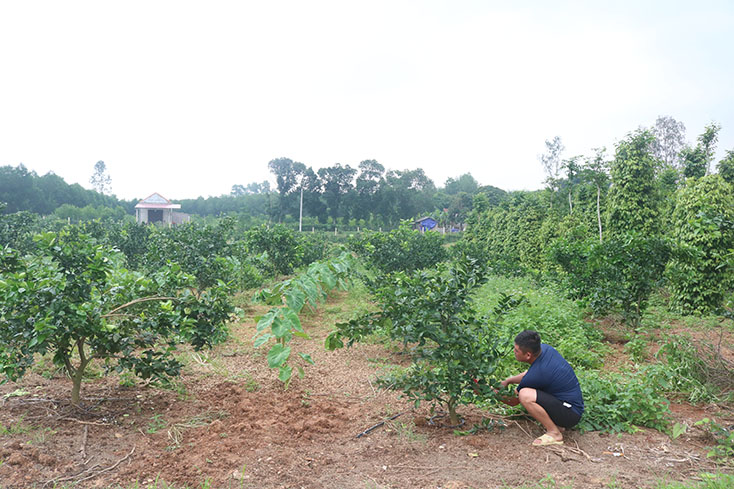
136, 208, 187, 226
172, 212, 191, 225
136, 208, 148, 224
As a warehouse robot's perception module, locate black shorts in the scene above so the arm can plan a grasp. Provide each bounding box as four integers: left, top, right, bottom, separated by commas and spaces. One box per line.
535, 390, 582, 428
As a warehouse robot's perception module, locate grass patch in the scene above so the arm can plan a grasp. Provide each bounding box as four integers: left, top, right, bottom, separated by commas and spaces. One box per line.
473, 275, 607, 376
166, 410, 229, 450
0, 415, 35, 436
386, 419, 426, 443
653, 474, 734, 489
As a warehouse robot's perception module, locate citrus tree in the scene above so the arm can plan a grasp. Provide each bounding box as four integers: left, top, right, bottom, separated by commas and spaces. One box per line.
0, 228, 235, 404
145, 217, 260, 291
347, 221, 448, 274
327, 255, 518, 425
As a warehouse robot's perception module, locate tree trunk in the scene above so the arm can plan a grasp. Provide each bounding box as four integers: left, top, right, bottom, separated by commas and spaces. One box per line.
596, 184, 603, 243
71, 370, 84, 406
68, 339, 91, 406
299, 186, 303, 232
568, 191, 573, 214
448, 398, 459, 426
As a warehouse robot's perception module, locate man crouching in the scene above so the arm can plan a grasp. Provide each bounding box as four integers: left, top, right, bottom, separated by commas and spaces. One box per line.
500, 330, 584, 446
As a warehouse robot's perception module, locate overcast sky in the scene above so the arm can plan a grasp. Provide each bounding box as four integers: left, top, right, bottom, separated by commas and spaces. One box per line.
1, 0, 733, 201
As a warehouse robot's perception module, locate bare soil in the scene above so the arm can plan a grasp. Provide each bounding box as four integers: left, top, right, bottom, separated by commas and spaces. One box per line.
1, 293, 732, 489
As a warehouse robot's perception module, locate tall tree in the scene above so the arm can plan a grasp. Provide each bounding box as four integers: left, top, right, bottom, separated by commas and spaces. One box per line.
606, 130, 661, 237
318, 164, 356, 222
444, 174, 479, 195
0, 164, 36, 213
90, 161, 112, 195
561, 156, 582, 215
250, 181, 271, 194
384, 169, 435, 222
268, 158, 298, 196
268, 158, 307, 220
299, 167, 325, 224
650, 116, 686, 170
354, 160, 385, 221
446, 192, 474, 225
582, 148, 610, 242
681, 123, 721, 179
232, 181, 272, 197
717, 149, 734, 185
230, 184, 246, 197
540, 136, 565, 209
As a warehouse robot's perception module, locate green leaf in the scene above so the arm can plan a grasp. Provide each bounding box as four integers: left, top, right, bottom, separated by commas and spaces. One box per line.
285, 289, 305, 314
267, 344, 291, 368
283, 308, 303, 332
271, 316, 290, 338
293, 330, 311, 340
278, 365, 293, 383
324, 331, 343, 350
256, 311, 277, 332
298, 352, 315, 365
253, 333, 273, 348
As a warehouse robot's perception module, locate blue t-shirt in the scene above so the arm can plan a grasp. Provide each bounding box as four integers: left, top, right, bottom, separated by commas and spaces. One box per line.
518, 344, 584, 416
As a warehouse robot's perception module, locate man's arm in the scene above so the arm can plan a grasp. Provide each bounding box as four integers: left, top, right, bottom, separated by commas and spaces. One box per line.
496, 370, 528, 406
501, 370, 528, 387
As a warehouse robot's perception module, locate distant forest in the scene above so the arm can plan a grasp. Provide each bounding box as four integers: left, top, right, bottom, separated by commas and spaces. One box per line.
5, 117, 731, 230
0, 161, 507, 229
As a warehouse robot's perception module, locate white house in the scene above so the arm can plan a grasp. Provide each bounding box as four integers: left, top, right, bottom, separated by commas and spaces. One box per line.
135, 193, 190, 225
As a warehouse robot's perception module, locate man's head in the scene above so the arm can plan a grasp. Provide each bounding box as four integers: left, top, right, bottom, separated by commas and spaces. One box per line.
513, 330, 541, 363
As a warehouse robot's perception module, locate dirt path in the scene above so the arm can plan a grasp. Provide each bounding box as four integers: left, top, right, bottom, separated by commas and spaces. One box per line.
1, 295, 731, 489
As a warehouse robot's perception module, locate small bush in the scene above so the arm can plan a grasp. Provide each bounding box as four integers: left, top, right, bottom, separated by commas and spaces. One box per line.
577, 369, 671, 433
244, 224, 303, 276
348, 222, 448, 274
647, 335, 732, 403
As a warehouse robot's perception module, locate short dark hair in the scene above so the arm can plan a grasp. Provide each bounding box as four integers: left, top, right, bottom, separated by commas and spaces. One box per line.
515, 330, 541, 355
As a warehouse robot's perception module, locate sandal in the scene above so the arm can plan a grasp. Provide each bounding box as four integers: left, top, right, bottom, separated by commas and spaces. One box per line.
532, 434, 563, 446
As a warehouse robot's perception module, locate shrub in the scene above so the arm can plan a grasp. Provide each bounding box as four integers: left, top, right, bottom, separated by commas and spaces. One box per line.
348, 221, 448, 274
549, 232, 671, 326
145, 218, 244, 291
327, 256, 515, 425
666, 175, 734, 314
473, 275, 605, 374
244, 224, 304, 276
0, 229, 234, 404
577, 369, 671, 433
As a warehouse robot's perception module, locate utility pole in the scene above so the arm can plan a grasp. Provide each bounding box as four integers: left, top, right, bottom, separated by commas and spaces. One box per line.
299, 185, 304, 232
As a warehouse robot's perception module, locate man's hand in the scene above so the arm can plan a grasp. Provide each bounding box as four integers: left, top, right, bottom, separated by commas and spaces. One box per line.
494, 383, 519, 406
500, 396, 521, 407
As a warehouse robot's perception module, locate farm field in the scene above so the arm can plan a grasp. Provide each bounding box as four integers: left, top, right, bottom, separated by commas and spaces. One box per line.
0, 281, 732, 489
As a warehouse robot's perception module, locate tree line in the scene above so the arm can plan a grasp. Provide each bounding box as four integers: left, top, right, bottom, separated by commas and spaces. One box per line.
0, 160, 505, 230
2, 115, 731, 235
0, 164, 133, 215
177, 160, 506, 229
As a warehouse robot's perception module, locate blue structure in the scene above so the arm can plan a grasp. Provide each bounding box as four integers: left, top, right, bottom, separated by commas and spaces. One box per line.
414, 217, 438, 232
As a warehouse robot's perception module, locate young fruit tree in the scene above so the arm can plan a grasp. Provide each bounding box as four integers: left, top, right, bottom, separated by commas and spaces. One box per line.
326, 255, 521, 425
253, 252, 356, 386
0, 229, 235, 405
